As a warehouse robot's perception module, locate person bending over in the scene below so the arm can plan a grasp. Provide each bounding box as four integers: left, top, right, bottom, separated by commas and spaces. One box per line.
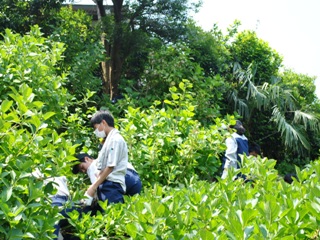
73, 153, 142, 196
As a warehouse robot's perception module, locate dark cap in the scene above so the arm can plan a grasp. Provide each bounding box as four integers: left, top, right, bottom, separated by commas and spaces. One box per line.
230, 120, 246, 135
76, 153, 92, 162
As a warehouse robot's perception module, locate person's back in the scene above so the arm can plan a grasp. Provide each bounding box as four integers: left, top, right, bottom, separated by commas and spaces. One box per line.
32, 169, 79, 240
126, 162, 142, 196
96, 137, 142, 196
221, 120, 249, 179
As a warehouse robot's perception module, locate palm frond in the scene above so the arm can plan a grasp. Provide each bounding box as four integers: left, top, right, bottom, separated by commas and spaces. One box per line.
262, 82, 296, 111
271, 106, 310, 151
233, 62, 255, 88
230, 62, 318, 155
293, 110, 320, 132
236, 98, 249, 119
232, 62, 242, 74
281, 89, 296, 111
228, 90, 249, 119
246, 80, 268, 110
240, 64, 254, 88
269, 75, 281, 84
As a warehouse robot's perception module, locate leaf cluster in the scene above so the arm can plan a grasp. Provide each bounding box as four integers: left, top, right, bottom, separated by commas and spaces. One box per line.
118, 80, 227, 186
0, 26, 99, 238
0, 0, 65, 36
68, 156, 320, 239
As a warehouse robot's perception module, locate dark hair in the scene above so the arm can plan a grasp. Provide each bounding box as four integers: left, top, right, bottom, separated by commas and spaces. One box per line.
72, 153, 92, 174
249, 143, 261, 155
90, 110, 114, 127
284, 173, 298, 184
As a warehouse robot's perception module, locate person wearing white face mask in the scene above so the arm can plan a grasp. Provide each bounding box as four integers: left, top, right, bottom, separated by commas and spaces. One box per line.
84, 110, 128, 210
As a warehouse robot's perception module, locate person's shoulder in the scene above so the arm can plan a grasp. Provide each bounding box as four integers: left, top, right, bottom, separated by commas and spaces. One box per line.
233, 132, 247, 140
241, 134, 248, 140
113, 132, 125, 140
111, 133, 127, 145
226, 135, 237, 144
231, 132, 240, 139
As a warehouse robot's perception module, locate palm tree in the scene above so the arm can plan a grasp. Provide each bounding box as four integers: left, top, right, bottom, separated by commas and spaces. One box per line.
227, 63, 320, 155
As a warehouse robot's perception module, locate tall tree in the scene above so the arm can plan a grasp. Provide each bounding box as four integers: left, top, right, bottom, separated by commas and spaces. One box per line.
183, 20, 231, 76
229, 30, 283, 84
279, 69, 320, 162
51, 6, 104, 102
280, 69, 318, 108
92, 0, 200, 100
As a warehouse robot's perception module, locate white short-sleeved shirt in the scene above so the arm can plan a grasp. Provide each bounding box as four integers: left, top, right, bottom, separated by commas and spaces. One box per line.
50, 176, 70, 197
97, 130, 128, 191
32, 169, 70, 197
221, 132, 248, 179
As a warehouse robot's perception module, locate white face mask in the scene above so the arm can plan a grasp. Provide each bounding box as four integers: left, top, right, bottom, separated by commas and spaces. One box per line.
94, 124, 106, 138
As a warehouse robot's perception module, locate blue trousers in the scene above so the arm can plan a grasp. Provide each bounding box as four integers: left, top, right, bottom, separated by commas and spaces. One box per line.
97, 180, 124, 205
125, 169, 142, 196
51, 195, 84, 240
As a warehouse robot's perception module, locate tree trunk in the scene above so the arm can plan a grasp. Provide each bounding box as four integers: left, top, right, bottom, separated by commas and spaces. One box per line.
101, 35, 112, 95
95, 0, 111, 97
94, 0, 124, 100
110, 0, 123, 100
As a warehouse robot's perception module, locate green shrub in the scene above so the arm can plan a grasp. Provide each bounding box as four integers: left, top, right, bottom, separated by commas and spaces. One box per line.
0, 26, 78, 239
119, 79, 227, 187
69, 156, 320, 239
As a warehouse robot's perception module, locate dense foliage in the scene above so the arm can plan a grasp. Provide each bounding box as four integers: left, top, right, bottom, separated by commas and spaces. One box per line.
1, 1, 320, 239
68, 157, 320, 239
0, 27, 75, 238
0, 0, 64, 36
120, 80, 227, 186
51, 6, 105, 102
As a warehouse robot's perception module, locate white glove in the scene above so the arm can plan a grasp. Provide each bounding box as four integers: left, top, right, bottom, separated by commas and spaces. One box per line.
80, 192, 93, 206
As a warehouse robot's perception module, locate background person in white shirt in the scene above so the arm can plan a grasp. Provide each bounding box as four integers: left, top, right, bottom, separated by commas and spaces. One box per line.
221, 120, 249, 180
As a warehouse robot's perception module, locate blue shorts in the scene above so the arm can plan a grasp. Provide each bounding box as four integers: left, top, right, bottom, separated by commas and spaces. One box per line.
97, 180, 124, 205
125, 169, 142, 196
50, 195, 80, 239
51, 195, 68, 207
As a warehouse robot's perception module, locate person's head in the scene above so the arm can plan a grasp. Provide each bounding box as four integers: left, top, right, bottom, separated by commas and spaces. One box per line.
284, 173, 298, 184
90, 110, 115, 138
72, 153, 94, 174
230, 120, 246, 135
249, 143, 261, 157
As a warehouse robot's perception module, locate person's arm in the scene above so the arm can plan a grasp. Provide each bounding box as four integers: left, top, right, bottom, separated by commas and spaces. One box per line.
86, 166, 114, 197
225, 136, 238, 164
